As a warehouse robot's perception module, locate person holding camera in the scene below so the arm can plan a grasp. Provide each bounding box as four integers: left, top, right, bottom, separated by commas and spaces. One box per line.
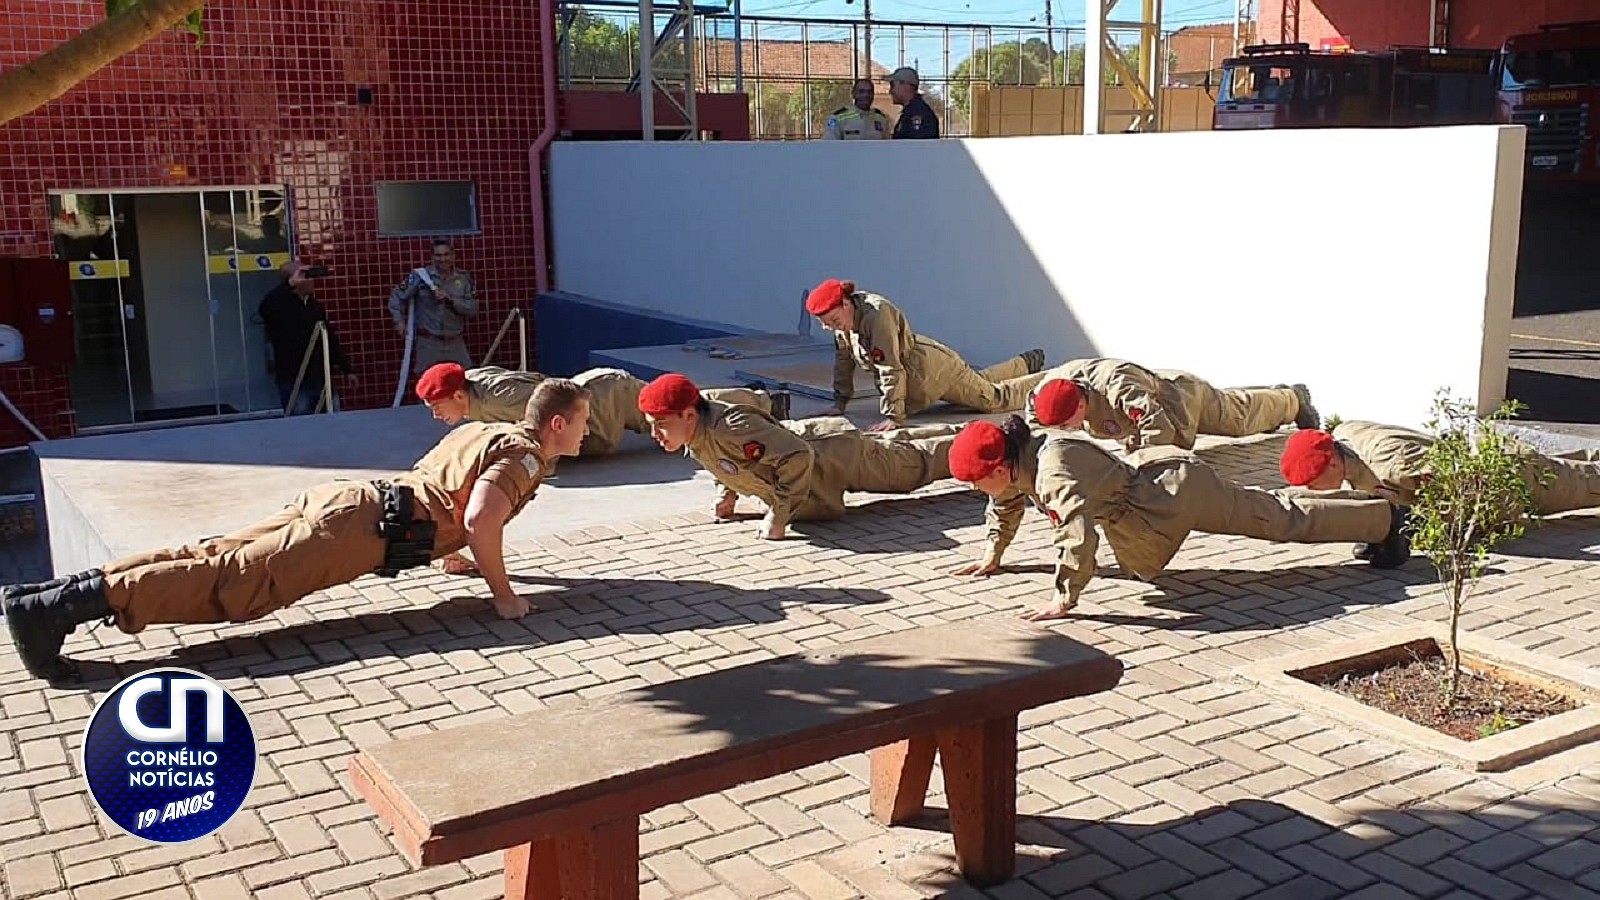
259, 260, 356, 415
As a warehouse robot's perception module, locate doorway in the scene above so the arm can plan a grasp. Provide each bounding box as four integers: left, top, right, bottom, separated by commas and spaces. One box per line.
49, 186, 291, 430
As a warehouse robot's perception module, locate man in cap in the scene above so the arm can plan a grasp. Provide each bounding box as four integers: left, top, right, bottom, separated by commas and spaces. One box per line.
824, 78, 892, 140
1280, 421, 1600, 514
2, 380, 593, 683
637, 373, 961, 540
416, 363, 790, 456
945, 416, 1411, 621
887, 67, 940, 139
1027, 358, 1318, 453
806, 278, 1047, 431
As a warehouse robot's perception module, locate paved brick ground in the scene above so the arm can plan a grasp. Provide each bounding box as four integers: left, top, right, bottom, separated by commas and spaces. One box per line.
3, 432, 1600, 900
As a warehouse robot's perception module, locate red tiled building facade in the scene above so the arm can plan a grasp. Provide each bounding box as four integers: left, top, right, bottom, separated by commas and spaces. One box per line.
0, 0, 554, 446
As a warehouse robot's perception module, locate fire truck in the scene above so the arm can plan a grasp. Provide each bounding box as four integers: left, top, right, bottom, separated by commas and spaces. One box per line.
1213, 43, 1498, 131
1494, 21, 1600, 185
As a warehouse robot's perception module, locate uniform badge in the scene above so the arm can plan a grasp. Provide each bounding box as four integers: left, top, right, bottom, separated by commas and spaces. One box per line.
1128, 408, 1144, 421
912, 116, 923, 128
1103, 420, 1121, 435
1046, 508, 1061, 526
870, 348, 885, 363
826, 117, 837, 129
519, 454, 542, 478
717, 458, 739, 474
742, 441, 766, 461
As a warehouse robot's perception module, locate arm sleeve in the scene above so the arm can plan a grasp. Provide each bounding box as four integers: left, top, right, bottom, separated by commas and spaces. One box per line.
870, 308, 910, 422
1104, 373, 1175, 450
479, 451, 542, 509
1039, 481, 1098, 609
451, 274, 479, 317
983, 486, 1028, 564
728, 412, 815, 530
831, 333, 855, 408
388, 277, 417, 328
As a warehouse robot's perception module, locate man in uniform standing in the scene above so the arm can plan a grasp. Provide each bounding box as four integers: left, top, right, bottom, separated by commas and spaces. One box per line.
886, 67, 940, 139
414, 363, 791, 455
2, 380, 593, 683
389, 239, 479, 375
823, 79, 891, 140
945, 417, 1410, 621
1027, 358, 1318, 453
807, 278, 1047, 431
637, 373, 960, 540
1280, 421, 1600, 514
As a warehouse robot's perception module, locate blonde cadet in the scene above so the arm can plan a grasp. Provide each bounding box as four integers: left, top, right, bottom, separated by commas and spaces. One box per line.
637, 373, 959, 540
947, 416, 1410, 621
805, 278, 1048, 431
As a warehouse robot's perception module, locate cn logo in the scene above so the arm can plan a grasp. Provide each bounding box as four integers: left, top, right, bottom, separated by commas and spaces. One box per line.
117, 676, 226, 744
81, 667, 256, 844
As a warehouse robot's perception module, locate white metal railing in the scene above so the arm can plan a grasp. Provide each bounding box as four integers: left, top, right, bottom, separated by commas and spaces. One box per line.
480, 307, 530, 371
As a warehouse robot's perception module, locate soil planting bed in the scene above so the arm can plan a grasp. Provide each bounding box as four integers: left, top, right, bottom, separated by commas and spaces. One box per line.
1315, 652, 1580, 741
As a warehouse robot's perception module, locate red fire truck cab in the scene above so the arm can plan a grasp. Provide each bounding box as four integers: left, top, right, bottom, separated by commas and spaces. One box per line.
1495, 21, 1600, 184
1214, 43, 1498, 131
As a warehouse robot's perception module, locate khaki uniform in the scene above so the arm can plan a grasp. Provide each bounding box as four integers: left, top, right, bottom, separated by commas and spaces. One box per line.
388, 266, 479, 373
823, 105, 891, 140
102, 423, 547, 634
831, 291, 1046, 422
574, 367, 774, 456
982, 431, 1395, 610
686, 402, 959, 528
464, 366, 548, 423
1029, 358, 1302, 452
1332, 420, 1600, 514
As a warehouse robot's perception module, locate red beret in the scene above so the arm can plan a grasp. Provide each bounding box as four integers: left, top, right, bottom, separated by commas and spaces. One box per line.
950, 421, 1008, 483
1033, 379, 1083, 426
638, 373, 701, 416
416, 363, 466, 401
1281, 429, 1336, 485
805, 279, 848, 315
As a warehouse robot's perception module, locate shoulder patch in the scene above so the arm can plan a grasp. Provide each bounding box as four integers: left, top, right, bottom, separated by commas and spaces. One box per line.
717, 458, 739, 474
519, 453, 543, 478
1102, 420, 1122, 436
742, 441, 766, 461
826, 116, 838, 128
1128, 408, 1144, 421
870, 347, 885, 363
1046, 508, 1061, 526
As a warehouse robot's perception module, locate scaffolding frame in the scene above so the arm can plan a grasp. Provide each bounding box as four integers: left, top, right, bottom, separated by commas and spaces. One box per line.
1083, 0, 1164, 134
636, 0, 701, 139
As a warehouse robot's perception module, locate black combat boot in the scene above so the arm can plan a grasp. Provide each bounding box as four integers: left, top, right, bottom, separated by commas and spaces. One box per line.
1291, 384, 1321, 431
770, 391, 792, 421
3, 570, 111, 681
1364, 506, 1411, 569
1022, 349, 1046, 374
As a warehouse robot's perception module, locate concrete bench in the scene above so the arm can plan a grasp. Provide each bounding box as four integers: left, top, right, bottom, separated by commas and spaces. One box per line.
349, 618, 1123, 899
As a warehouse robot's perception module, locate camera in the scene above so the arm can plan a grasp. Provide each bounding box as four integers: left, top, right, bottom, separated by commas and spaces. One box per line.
304, 265, 330, 278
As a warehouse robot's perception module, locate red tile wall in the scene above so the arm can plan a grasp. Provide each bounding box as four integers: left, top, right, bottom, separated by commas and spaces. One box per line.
0, 0, 551, 448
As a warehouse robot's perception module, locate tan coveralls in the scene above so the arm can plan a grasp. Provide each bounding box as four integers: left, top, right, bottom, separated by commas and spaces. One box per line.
388, 266, 479, 372
1030, 358, 1302, 452
575, 367, 772, 455
464, 366, 548, 423
686, 401, 959, 528
831, 291, 1046, 423
1331, 420, 1600, 514
982, 432, 1396, 610
102, 423, 547, 634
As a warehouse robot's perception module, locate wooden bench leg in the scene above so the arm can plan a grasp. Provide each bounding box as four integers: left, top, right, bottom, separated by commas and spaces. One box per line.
505, 816, 641, 900
870, 736, 938, 825
935, 716, 1019, 887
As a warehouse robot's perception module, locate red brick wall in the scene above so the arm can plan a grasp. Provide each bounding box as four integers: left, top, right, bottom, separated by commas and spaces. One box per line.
1260, 0, 1600, 51
0, 0, 551, 447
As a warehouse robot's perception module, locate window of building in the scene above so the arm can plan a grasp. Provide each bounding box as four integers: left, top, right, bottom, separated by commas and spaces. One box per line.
376, 181, 480, 236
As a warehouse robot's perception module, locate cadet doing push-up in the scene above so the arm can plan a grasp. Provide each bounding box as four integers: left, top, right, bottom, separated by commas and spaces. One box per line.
3, 380, 592, 683
945, 415, 1411, 621
637, 373, 962, 540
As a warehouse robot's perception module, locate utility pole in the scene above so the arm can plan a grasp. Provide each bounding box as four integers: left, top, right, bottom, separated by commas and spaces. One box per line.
863, 0, 873, 76
1044, 0, 1055, 85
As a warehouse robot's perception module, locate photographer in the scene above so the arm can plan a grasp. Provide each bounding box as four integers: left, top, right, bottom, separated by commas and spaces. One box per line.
259, 260, 356, 415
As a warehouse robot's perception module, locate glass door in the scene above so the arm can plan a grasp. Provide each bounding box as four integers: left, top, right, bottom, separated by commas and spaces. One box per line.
51, 192, 140, 429
201, 189, 291, 415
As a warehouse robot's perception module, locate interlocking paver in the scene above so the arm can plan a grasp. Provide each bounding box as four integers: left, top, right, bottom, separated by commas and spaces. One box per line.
1, 436, 1597, 900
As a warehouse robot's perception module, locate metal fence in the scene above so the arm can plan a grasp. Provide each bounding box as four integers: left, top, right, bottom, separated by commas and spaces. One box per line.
557, 2, 1180, 139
